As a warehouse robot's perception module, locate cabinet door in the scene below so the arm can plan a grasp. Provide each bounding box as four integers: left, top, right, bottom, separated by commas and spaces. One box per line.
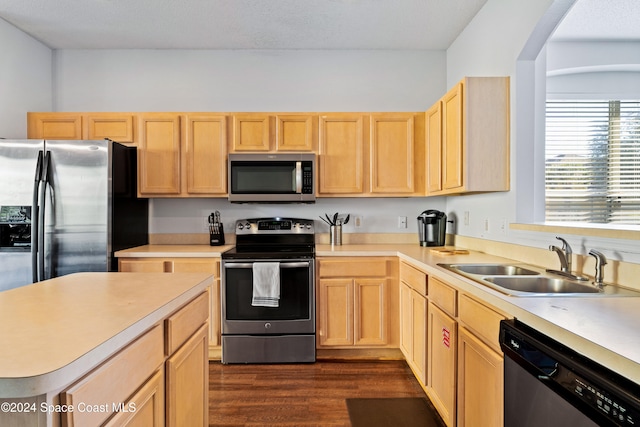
317, 279, 354, 346
410, 290, 427, 386
318, 114, 365, 194
27, 112, 83, 139
426, 102, 443, 194
428, 303, 457, 427
457, 326, 503, 427
354, 278, 387, 346
138, 114, 181, 195
231, 114, 272, 151
85, 113, 135, 144
370, 114, 415, 194
399, 282, 413, 358
104, 368, 164, 427
184, 114, 228, 195
275, 114, 316, 151
166, 324, 208, 427
442, 82, 464, 191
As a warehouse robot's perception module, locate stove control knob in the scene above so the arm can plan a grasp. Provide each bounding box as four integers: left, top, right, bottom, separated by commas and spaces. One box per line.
237, 223, 244, 230
244, 223, 252, 229
264, 322, 272, 329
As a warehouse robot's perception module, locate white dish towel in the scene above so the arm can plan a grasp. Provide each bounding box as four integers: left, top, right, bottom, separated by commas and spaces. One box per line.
251, 262, 281, 307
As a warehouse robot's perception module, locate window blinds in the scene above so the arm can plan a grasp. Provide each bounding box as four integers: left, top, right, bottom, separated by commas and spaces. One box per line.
545, 100, 640, 225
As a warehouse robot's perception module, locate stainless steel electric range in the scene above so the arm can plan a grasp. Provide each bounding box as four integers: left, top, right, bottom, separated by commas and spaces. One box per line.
221, 217, 315, 364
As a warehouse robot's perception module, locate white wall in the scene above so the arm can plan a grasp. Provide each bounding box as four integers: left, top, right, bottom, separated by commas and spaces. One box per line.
445, 0, 640, 264
51, 48, 447, 234
0, 18, 52, 138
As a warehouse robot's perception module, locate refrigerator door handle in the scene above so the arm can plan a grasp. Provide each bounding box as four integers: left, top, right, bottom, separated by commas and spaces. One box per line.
31, 150, 44, 283
36, 151, 51, 282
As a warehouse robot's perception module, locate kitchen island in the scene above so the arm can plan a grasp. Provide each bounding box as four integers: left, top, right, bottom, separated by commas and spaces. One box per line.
0, 272, 212, 427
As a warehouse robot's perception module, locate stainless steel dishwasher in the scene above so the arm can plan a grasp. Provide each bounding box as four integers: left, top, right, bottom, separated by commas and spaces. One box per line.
500, 319, 640, 426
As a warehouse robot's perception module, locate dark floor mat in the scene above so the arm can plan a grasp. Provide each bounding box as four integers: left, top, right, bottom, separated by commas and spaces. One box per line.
346, 397, 446, 427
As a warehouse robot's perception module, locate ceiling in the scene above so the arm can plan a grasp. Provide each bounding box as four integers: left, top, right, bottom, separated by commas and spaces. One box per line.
0, 0, 638, 51
0, 0, 488, 50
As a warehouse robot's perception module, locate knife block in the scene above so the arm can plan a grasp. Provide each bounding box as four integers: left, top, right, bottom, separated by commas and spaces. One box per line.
209, 224, 225, 246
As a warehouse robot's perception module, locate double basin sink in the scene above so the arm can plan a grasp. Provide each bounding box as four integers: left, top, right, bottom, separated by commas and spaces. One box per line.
438, 263, 640, 297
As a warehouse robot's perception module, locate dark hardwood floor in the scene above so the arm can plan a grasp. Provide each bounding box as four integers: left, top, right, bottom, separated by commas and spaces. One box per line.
209, 359, 428, 426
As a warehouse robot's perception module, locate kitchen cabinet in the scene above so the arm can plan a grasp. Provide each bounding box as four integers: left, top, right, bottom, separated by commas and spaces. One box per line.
316, 257, 398, 348
60, 289, 209, 427
27, 112, 137, 143
184, 114, 228, 195
399, 261, 427, 386
427, 278, 457, 427
318, 113, 424, 196
456, 294, 506, 427
138, 113, 228, 197
370, 113, 425, 195
118, 256, 222, 356
425, 77, 510, 196
276, 114, 317, 151
231, 113, 272, 151
318, 114, 366, 195
138, 113, 182, 195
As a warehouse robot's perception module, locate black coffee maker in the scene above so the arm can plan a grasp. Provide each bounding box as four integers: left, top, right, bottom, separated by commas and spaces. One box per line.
417, 210, 447, 247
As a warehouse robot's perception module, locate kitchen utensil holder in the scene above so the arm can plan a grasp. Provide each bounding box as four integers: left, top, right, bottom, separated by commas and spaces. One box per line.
210, 223, 225, 246
330, 225, 342, 246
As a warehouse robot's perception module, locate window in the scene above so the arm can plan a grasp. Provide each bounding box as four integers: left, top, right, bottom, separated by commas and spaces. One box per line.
545, 100, 640, 225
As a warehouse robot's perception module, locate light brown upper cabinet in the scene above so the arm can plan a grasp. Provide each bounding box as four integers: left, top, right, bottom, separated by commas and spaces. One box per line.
370, 113, 424, 195
27, 112, 136, 144
275, 114, 317, 151
318, 113, 424, 197
231, 114, 272, 151
426, 77, 510, 196
184, 114, 228, 195
138, 113, 182, 196
318, 114, 366, 195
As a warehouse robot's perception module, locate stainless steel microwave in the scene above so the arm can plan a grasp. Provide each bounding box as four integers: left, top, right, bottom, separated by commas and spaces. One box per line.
228, 153, 316, 203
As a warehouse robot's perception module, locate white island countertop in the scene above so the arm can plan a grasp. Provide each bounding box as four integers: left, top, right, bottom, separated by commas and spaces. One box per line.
0, 272, 213, 398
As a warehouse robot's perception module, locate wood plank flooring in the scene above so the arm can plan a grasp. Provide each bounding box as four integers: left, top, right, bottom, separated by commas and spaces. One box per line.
209, 360, 428, 426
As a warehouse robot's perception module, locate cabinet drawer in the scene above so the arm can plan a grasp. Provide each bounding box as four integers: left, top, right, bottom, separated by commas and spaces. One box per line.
165, 291, 209, 355
399, 262, 427, 295
318, 258, 390, 278
429, 277, 457, 316
61, 325, 164, 427
458, 293, 507, 353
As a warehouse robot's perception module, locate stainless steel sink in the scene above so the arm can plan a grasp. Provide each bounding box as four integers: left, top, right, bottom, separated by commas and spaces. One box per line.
438, 263, 640, 297
446, 264, 540, 276
483, 276, 599, 294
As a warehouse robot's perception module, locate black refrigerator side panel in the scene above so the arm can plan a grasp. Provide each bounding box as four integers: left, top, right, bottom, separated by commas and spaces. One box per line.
111, 143, 148, 271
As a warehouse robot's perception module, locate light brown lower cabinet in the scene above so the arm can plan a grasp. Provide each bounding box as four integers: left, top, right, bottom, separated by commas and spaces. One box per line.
60, 291, 209, 427
428, 302, 457, 427
399, 281, 427, 385
118, 256, 221, 355
166, 324, 209, 427
457, 326, 504, 427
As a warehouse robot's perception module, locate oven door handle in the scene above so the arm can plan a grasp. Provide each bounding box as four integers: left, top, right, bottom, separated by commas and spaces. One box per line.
224, 261, 310, 269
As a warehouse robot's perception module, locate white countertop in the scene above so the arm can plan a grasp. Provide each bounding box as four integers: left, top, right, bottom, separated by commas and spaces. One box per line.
114, 243, 640, 385
0, 272, 213, 397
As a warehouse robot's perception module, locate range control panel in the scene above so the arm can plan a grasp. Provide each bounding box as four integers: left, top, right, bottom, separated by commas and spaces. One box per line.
235, 218, 314, 235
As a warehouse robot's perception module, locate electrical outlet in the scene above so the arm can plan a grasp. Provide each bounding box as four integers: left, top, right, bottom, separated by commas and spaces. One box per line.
354, 215, 363, 228
484, 218, 490, 233
398, 216, 407, 229
464, 211, 470, 226
500, 217, 507, 234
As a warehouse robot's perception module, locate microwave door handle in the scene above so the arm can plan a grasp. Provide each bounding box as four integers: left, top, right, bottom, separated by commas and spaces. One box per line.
295, 161, 302, 193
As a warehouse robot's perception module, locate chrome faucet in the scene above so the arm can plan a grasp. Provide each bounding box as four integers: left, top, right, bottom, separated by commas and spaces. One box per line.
547, 237, 589, 281
588, 249, 607, 288
549, 236, 572, 273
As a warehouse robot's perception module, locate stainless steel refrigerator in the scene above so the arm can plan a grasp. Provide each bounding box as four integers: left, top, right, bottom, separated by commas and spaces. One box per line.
0, 139, 148, 291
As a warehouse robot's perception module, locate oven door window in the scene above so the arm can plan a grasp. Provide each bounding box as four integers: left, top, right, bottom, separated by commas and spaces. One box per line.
224, 263, 311, 320
230, 161, 296, 194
